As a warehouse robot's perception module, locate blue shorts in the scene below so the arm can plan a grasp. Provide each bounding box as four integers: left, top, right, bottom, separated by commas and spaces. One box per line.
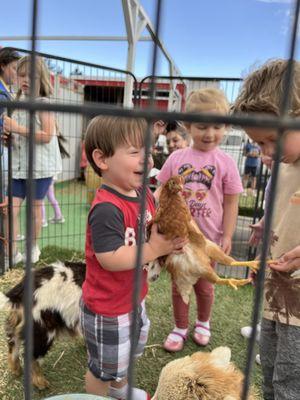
244, 165, 257, 177
11, 178, 53, 200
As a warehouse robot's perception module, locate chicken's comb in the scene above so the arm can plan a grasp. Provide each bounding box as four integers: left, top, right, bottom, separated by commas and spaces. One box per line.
180, 168, 194, 177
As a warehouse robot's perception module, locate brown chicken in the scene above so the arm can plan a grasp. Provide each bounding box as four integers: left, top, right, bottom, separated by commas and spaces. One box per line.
154, 175, 261, 304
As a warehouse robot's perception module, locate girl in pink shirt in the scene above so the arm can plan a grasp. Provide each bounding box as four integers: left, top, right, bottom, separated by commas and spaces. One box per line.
155, 88, 243, 352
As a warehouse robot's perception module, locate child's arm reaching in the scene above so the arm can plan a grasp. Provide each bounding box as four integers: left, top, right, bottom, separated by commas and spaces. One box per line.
249, 217, 265, 247
221, 193, 239, 254
269, 245, 300, 273
96, 223, 187, 272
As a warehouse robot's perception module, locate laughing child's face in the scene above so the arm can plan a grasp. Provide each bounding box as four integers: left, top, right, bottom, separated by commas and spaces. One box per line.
245, 128, 300, 164
93, 143, 153, 197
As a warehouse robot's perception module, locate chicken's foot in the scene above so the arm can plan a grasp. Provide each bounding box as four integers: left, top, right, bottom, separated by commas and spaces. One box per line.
230, 260, 277, 271
216, 277, 252, 290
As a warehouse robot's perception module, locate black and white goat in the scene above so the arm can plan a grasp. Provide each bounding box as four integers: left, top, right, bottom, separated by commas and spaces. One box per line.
0, 259, 161, 390
0, 261, 85, 390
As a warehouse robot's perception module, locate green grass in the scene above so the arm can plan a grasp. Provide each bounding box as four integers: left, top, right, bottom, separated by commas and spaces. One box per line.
0, 246, 262, 399
17, 180, 89, 254
239, 193, 263, 218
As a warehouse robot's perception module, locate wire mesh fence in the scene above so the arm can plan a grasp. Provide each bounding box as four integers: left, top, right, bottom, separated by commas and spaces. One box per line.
137, 75, 270, 278
0, 0, 300, 399
1, 59, 266, 273
0, 47, 139, 267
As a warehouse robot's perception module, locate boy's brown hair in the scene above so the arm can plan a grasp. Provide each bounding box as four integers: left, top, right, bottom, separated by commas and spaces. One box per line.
186, 87, 229, 114
233, 59, 300, 116
85, 116, 148, 176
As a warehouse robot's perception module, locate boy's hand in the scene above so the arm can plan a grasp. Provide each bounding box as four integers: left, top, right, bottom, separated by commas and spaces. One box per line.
220, 236, 232, 255
269, 245, 300, 273
148, 224, 187, 258
171, 237, 189, 254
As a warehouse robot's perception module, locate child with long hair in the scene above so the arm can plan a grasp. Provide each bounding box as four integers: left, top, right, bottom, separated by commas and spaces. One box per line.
155, 88, 243, 352
3, 55, 62, 263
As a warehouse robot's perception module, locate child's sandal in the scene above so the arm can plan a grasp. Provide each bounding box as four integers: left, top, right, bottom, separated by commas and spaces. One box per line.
163, 331, 187, 352
193, 323, 210, 346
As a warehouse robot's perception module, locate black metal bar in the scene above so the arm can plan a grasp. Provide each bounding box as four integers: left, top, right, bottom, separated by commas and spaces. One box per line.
140, 74, 242, 84
0, 134, 4, 274
137, 74, 242, 106
7, 109, 14, 270
2, 98, 300, 131
126, 0, 163, 399
5, 46, 138, 82
245, 163, 264, 276
0, 92, 14, 272
23, 1, 38, 398
241, 0, 300, 398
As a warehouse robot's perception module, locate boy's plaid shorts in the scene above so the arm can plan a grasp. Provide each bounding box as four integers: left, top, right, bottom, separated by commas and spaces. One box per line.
80, 299, 150, 381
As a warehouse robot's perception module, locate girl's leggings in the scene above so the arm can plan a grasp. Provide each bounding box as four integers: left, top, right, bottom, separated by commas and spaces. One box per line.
41, 182, 62, 221
172, 277, 214, 328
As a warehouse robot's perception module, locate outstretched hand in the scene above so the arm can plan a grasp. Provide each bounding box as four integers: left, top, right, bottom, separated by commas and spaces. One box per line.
269, 245, 300, 273
248, 221, 264, 247
249, 219, 278, 247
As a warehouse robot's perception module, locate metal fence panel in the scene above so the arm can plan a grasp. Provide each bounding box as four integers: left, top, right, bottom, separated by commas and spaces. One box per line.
0, 0, 299, 399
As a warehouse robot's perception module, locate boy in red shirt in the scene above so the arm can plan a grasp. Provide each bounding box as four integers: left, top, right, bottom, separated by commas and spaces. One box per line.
81, 116, 186, 399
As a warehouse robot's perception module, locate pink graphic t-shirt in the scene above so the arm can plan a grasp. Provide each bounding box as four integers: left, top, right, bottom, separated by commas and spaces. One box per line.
157, 147, 243, 243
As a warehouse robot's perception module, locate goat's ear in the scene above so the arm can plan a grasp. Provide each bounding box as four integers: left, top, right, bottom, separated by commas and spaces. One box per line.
210, 346, 231, 368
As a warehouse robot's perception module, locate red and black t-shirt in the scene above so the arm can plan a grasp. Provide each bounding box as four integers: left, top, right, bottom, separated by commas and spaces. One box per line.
82, 185, 155, 317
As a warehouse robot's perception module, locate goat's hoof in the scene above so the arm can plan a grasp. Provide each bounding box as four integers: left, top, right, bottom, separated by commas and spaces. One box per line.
32, 375, 50, 390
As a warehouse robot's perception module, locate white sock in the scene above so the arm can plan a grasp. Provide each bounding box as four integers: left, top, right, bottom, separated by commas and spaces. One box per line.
195, 319, 211, 336
109, 383, 148, 400
168, 326, 188, 342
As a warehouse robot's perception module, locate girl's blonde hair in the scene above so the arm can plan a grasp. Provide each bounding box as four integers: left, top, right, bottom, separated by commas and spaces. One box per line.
233, 59, 300, 116
17, 55, 53, 98
85, 116, 148, 176
186, 88, 230, 115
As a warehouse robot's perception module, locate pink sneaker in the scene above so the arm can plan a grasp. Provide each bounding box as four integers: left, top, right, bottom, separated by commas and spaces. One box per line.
193, 323, 210, 346
163, 331, 187, 352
